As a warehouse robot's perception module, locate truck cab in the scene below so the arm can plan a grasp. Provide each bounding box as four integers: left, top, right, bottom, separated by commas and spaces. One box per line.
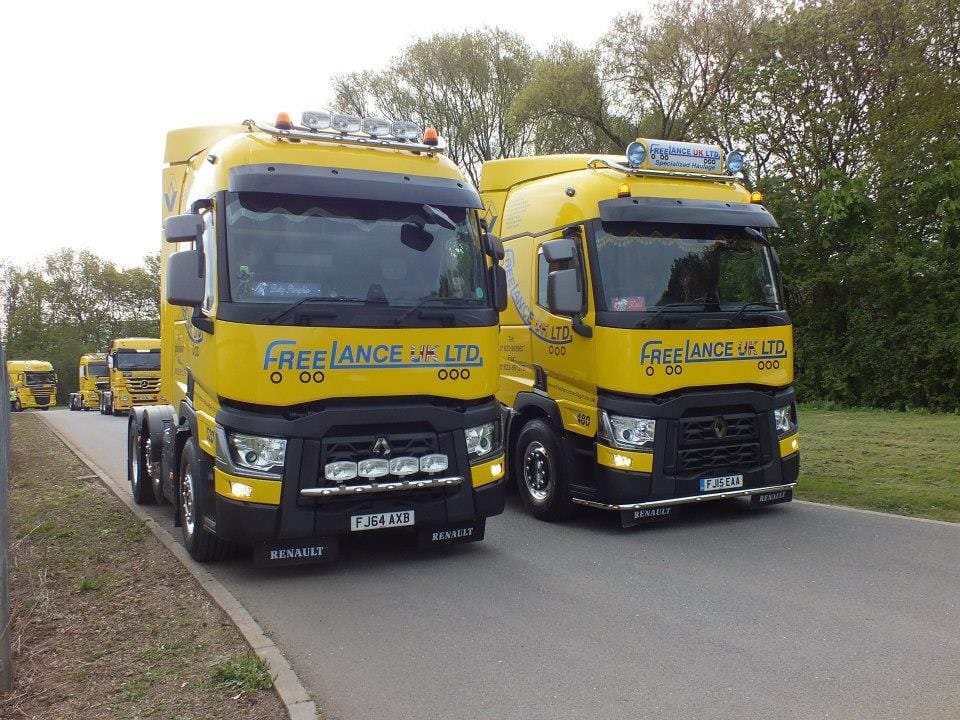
70, 352, 109, 411
480, 140, 799, 526
100, 338, 161, 415
6, 360, 58, 411
128, 112, 508, 565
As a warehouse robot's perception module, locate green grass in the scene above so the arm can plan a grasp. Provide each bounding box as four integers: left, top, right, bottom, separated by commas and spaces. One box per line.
797, 405, 960, 522
211, 654, 274, 694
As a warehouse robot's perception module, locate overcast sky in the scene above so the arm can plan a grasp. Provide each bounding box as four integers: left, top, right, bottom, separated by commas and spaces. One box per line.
2, 0, 652, 270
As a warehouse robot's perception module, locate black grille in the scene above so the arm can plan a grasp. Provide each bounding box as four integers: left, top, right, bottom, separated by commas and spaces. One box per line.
678, 442, 761, 473
677, 412, 761, 473
680, 414, 757, 444
33, 395, 50, 405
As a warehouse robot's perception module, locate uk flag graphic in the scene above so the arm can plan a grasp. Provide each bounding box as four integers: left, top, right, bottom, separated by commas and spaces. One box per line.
410, 345, 439, 363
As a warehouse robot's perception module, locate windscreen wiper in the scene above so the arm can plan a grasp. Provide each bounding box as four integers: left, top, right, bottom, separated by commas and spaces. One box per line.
726, 301, 779, 327
638, 302, 712, 329
266, 295, 384, 325
393, 296, 482, 326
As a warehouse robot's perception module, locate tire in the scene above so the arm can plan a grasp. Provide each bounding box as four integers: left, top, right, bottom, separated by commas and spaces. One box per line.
179, 440, 229, 562
146, 430, 166, 504
14, 400, 22, 412
128, 419, 156, 504
99, 396, 106, 415
514, 418, 575, 521
40, 406, 48, 411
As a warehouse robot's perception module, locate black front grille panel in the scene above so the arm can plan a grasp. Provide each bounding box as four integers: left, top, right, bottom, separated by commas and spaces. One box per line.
678, 442, 762, 473
681, 414, 757, 444
676, 411, 762, 474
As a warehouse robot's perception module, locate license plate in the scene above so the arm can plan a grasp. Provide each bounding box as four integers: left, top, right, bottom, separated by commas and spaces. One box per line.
351, 510, 415, 532
699, 474, 744, 492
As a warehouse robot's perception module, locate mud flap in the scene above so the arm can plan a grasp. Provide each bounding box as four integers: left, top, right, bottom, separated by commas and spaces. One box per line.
750, 489, 793, 508
254, 537, 340, 567
417, 519, 485, 549
620, 506, 675, 528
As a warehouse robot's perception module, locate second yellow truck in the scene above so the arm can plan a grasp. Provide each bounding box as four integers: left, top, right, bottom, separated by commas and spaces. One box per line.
480, 139, 799, 526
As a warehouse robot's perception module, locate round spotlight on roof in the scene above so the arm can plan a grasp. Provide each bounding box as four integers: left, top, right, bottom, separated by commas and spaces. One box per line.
626, 141, 646, 168
726, 150, 745, 175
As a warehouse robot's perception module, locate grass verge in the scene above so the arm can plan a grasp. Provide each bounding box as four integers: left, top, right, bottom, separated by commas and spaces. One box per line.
0, 413, 289, 719
797, 406, 960, 522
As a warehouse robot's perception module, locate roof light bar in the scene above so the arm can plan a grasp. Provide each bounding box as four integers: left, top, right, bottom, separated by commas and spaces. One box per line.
302, 110, 332, 130
331, 113, 362, 133
361, 116, 392, 137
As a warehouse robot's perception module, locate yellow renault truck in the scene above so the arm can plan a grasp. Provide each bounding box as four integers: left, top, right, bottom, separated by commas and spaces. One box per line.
99, 338, 161, 415
70, 352, 109, 410
6, 360, 58, 411
127, 112, 508, 565
480, 139, 799, 527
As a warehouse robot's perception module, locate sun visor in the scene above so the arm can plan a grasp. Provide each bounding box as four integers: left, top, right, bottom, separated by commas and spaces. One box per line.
229, 164, 482, 208
599, 197, 779, 229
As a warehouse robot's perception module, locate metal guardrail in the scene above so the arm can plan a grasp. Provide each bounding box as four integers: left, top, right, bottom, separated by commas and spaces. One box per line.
1, 341, 12, 691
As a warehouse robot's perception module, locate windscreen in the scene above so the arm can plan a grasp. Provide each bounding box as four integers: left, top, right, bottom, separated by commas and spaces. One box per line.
88, 363, 109, 377
25, 371, 56, 386
593, 222, 780, 312
225, 193, 488, 307
116, 350, 160, 371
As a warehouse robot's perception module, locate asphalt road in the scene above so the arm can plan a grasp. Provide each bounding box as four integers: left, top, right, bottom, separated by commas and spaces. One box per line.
37, 408, 960, 720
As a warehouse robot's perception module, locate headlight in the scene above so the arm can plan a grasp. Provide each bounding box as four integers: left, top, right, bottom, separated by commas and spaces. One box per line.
465, 421, 502, 463
227, 432, 286, 476
599, 410, 655, 451
774, 404, 798, 437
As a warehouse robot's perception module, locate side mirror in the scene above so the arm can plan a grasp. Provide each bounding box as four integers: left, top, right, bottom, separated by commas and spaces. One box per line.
488, 265, 508, 312
547, 269, 583, 315
542, 237, 576, 263
482, 232, 504, 261
164, 214, 203, 244
167, 250, 204, 306
107, 355, 114, 369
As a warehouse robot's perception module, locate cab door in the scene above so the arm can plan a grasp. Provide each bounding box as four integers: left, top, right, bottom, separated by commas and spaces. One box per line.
531, 228, 597, 438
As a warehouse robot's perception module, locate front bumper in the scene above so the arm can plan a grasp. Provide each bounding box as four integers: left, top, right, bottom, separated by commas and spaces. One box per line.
209, 398, 506, 545
573, 386, 800, 513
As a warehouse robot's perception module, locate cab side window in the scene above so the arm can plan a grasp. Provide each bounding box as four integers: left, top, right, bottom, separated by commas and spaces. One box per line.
537, 250, 549, 309
202, 211, 216, 313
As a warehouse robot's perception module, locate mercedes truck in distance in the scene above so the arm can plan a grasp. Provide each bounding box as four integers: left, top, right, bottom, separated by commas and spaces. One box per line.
100, 338, 161, 415
480, 139, 799, 527
127, 112, 508, 565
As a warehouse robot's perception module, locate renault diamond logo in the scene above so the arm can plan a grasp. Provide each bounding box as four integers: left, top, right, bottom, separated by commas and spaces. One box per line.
371, 437, 391, 456
713, 417, 728, 439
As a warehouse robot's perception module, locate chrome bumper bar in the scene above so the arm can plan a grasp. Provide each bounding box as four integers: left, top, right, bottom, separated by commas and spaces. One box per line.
300, 475, 463, 499
572, 483, 797, 511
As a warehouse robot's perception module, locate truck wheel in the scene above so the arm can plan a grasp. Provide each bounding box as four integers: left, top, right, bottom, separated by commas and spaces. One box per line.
179, 440, 228, 562
514, 419, 574, 521
128, 419, 156, 504
99, 397, 106, 415
13, 400, 21, 412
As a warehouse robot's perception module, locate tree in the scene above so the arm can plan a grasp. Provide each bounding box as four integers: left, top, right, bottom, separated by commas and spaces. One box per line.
333, 28, 536, 185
